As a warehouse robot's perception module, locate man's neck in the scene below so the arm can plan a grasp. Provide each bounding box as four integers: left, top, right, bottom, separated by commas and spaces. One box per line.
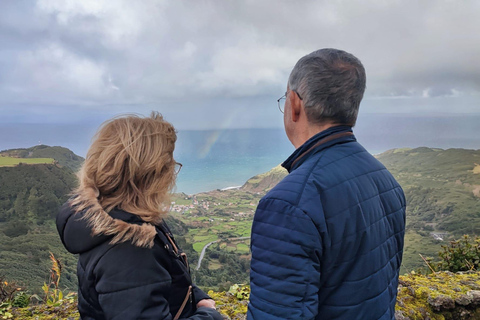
292, 122, 337, 149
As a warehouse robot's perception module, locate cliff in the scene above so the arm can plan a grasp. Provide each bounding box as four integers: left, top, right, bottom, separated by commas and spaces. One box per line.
241, 165, 287, 193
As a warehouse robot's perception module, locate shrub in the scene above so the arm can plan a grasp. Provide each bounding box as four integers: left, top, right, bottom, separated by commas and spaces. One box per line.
437, 235, 480, 272
0, 276, 23, 304
11, 292, 30, 308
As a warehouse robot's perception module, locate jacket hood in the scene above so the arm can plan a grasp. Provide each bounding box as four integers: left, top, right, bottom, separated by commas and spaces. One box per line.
56, 202, 157, 254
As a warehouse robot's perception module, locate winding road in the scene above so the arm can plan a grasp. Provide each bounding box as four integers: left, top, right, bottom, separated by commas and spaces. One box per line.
195, 236, 250, 270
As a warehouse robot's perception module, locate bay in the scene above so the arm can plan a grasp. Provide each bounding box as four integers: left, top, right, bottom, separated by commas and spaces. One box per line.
1, 113, 479, 194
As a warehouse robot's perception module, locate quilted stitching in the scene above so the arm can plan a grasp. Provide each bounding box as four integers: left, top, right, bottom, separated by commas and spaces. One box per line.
249, 129, 405, 320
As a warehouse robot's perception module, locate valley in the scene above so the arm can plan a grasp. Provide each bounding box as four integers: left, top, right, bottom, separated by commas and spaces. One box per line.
0, 145, 479, 293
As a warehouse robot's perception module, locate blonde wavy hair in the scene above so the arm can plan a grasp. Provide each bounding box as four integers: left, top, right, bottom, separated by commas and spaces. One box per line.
70, 112, 177, 247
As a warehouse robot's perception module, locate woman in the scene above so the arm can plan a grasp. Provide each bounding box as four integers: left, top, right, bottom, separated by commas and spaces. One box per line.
56, 112, 223, 320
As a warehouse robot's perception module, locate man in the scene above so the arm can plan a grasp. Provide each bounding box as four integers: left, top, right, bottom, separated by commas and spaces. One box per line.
248, 49, 406, 320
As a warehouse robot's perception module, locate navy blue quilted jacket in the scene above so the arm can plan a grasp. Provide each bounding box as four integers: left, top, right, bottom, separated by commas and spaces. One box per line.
248, 125, 406, 320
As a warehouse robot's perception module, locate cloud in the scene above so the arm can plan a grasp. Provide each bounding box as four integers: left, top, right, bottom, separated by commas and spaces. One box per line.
21, 43, 104, 92
196, 40, 304, 97
0, 0, 479, 127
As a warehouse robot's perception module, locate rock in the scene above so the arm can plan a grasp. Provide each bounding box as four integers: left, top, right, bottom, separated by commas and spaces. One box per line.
407, 286, 415, 296
427, 294, 455, 311
455, 294, 473, 306
395, 310, 410, 320
459, 309, 471, 318
461, 280, 480, 290
467, 290, 480, 305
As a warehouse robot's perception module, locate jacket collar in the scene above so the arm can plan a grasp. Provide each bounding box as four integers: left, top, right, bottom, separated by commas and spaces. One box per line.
282, 125, 355, 172
57, 202, 159, 254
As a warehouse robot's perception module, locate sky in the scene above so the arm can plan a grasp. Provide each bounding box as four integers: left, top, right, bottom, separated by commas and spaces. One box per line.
1, 0, 479, 131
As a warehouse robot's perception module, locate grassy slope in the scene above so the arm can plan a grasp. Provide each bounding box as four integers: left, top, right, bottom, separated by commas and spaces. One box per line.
376, 147, 480, 273
2, 146, 479, 294
0, 145, 84, 171
0, 157, 54, 166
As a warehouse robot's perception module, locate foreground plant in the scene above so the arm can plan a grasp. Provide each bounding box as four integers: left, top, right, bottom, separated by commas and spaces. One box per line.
437, 235, 480, 272
42, 252, 75, 307
0, 302, 13, 319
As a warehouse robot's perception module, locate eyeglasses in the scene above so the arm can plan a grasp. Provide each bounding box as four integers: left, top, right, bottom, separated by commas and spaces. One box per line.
277, 92, 287, 114
174, 162, 183, 175
277, 90, 303, 114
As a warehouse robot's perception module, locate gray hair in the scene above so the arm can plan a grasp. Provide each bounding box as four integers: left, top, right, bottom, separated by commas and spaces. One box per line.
288, 48, 366, 126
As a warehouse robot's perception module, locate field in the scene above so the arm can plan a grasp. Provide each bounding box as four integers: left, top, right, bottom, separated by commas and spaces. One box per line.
401, 230, 443, 274
0, 156, 55, 167
171, 190, 257, 255
169, 190, 258, 288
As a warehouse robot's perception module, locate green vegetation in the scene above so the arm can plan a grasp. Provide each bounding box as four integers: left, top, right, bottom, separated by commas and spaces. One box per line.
42, 252, 75, 307
208, 284, 250, 319
436, 235, 480, 272
0, 145, 84, 171
377, 147, 480, 236
402, 230, 443, 273
376, 147, 480, 272
169, 189, 258, 289
242, 165, 287, 193
1, 144, 480, 305
0, 148, 79, 294
0, 163, 77, 224
0, 157, 54, 167
3, 227, 480, 319
194, 242, 250, 289
0, 251, 78, 319
4, 299, 79, 319
396, 272, 480, 319
4, 271, 480, 319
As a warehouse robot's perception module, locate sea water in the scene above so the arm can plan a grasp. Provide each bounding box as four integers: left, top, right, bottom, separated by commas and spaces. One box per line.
1, 114, 479, 194
174, 128, 293, 194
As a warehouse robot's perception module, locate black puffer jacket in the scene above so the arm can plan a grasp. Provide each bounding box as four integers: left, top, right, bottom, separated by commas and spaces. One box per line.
56, 203, 223, 320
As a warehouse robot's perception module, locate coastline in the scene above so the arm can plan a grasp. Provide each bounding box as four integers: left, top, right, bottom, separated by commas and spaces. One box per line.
220, 186, 242, 191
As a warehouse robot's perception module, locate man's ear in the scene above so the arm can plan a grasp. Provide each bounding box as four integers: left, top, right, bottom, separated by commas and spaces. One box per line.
289, 91, 302, 122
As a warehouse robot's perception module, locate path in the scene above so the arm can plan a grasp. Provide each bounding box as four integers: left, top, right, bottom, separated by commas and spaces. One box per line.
195, 236, 250, 270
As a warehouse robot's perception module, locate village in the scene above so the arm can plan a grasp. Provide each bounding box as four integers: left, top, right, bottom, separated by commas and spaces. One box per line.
170, 193, 258, 221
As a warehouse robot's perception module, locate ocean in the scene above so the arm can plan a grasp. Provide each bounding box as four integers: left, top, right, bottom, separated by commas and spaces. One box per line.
1, 113, 479, 194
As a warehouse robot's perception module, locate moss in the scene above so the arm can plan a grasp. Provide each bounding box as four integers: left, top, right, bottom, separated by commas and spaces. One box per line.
7, 273, 480, 319
396, 272, 480, 320
10, 297, 79, 319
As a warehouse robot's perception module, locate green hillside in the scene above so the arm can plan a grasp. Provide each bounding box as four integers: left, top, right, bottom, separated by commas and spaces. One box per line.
241, 165, 287, 193
0, 145, 84, 171
237, 147, 480, 273
0, 163, 79, 294
1, 145, 479, 295
0, 145, 84, 294
377, 147, 480, 235
376, 147, 480, 272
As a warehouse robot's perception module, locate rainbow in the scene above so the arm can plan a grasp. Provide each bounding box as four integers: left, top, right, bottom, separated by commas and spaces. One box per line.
197, 108, 241, 158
